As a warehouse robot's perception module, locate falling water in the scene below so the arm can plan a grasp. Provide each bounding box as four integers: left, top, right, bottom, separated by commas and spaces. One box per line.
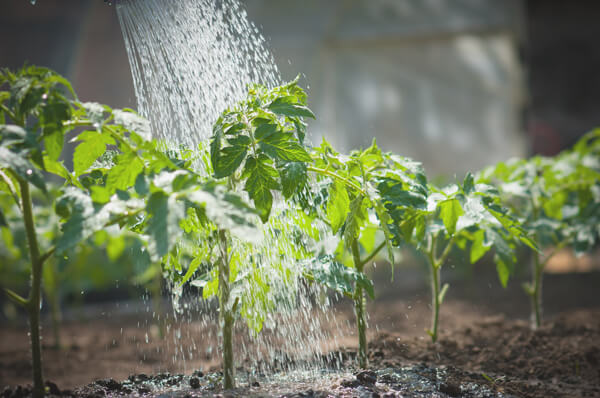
117, 0, 279, 153
116, 0, 348, 382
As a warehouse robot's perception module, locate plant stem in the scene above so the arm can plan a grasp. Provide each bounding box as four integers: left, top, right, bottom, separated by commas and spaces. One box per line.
429, 262, 441, 343
359, 240, 386, 268
307, 166, 366, 196
530, 252, 544, 329
351, 239, 368, 368
217, 230, 235, 389
19, 179, 44, 398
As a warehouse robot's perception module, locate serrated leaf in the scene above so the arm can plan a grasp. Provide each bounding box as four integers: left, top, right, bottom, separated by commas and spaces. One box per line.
463, 172, 475, 194
374, 201, 395, 263
0, 125, 27, 147
279, 161, 307, 199
106, 153, 144, 193
243, 155, 279, 222
186, 183, 259, 243
214, 145, 247, 179
327, 180, 350, 234
146, 192, 184, 259
258, 132, 311, 162
304, 256, 374, 299
268, 96, 315, 118
439, 198, 463, 236
73, 131, 114, 175
343, 195, 365, 245
470, 229, 491, 263
0, 147, 46, 192
55, 188, 107, 253
254, 123, 278, 140
495, 255, 512, 288
44, 129, 63, 161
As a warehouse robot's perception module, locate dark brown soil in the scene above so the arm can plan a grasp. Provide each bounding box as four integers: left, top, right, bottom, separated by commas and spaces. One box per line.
1, 270, 600, 397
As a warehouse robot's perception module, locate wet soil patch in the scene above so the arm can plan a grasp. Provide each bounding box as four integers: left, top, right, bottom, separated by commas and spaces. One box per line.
1, 271, 600, 397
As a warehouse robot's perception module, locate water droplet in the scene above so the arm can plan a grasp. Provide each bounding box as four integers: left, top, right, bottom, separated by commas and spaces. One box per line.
26, 169, 33, 175
41, 93, 47, 100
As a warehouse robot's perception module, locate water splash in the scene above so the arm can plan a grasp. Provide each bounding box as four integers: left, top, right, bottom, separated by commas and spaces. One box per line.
117, 0, 279, 154
116, 0, 347, 380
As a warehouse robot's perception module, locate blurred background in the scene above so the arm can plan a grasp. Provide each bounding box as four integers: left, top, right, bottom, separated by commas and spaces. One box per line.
2, 0, 599, 177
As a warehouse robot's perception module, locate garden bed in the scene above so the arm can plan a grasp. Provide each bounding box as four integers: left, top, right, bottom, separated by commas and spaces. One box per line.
1, 271, 599, 398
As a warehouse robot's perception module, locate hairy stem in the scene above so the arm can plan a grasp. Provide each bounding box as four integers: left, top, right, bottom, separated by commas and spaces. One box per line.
19, 180, 44, 398
218, 230, 235, 389
351, 239, 368, 368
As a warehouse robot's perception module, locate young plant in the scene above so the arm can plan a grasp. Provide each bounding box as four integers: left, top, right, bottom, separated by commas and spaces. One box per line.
478, 129, 600, 329
305, 139, 425, 367
190, 78, 315, 388
0, 66, 258, 396
381, 172, 536, 342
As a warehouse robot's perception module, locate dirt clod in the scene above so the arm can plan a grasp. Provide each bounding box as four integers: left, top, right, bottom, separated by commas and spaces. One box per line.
189, 377, 200, 389
356, 370, 377, 386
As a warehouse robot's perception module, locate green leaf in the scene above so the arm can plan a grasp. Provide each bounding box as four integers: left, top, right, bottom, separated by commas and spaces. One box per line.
214, 145, 247, 179
279, 161, 307, 199
343, 195, 365, 245
210, 123, 223, 171
146, 192, 184, 259
0, 147, 47, 193
439, 198, 463, 236
112, 109, 151, 141
304, 256, 374, 299
0, 125, 27, 147
185, 183, 259, 242
470, 229, 491, 263
327, 180, 350, 234
106, 153, 144, 193
243, 155, 279, 222
463, 172, 475, 194
495, 255, 511, 288
268, 96, 315, 119
55, 188, 107, 253
374, 201, 396, 263
254, 123, 278, 140
258, 132, 312, 162
73, 131, 115, 175
44, 129, 64, 161
135, 173, 149, 196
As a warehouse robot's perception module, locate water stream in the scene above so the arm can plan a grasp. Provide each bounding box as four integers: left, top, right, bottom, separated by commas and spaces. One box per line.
116, 0, 347, 383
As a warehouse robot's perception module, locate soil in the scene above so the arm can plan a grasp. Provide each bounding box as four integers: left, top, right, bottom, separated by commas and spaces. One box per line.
1, 269, 600, 398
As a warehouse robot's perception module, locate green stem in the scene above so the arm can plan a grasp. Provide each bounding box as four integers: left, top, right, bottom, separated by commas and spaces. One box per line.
425, 234, 452, 343
351, 239, 368, 368
19, 179, 44, 398
217, 230, 235, 389
530, 252, 543, 330
429, 261, 441, 343
307, 166, 367, 196
359, 240, 386, 268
